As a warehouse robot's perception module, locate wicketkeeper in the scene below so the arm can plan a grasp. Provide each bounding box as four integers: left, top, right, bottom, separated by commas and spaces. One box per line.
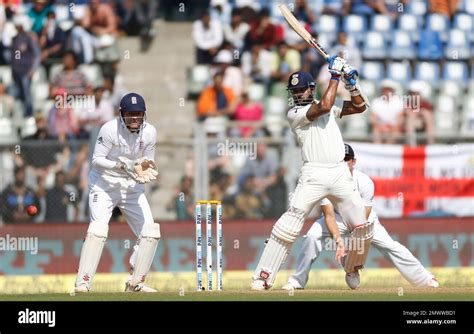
74, 92, 160, 293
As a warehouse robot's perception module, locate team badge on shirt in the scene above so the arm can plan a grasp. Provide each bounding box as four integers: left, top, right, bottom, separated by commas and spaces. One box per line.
97, 136, 103, 145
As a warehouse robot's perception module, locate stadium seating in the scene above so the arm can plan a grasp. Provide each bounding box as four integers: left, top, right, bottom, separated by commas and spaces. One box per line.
371, 14, 393, 38
0, 118, 18, 145
247, 83, 265, 102
415, 62, 441, 89
361, 61, 385, 83
0, 66, 13, 87
343, 15, 368, 43
315, 15, 339, 35
418, 29, 443, 60
398, 14, 422, 41
406, 0, 427, 16
453, 13, 473, 34
387, 62, 412, 86
443, 62, 469, 88
362, 31, 387, 59
426, 14, 449, 41
187, 65, 211, 99
390, 30, 416, 60
445, 29, 471, 60
460, 96, 474, 136
439, 81, 464, 101
434, 95, 458, 136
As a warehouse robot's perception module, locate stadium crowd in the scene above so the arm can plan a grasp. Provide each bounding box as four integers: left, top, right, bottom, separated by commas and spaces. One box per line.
0, 0, 158, 224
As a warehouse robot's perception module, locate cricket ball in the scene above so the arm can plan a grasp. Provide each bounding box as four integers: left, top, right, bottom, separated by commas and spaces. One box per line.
26, 205, 38, 216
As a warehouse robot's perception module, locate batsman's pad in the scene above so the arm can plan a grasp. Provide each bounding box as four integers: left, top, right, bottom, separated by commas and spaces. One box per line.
343, 221, 374, 273
129, 223, 161, 287
75, 231, 107, 289
253, 209, 305, 287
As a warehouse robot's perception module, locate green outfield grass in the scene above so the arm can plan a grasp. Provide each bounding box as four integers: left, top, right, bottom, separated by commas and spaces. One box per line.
1, 288, 473, 302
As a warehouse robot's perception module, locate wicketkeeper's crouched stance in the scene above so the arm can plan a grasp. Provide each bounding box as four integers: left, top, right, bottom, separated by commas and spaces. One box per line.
74, 93, 160, 293
251, 56, 372, 290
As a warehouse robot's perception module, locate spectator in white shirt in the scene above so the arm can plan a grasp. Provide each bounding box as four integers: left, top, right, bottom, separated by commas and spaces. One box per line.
370, 79, 404, 144
192, 11, 224, 64
224, 8, 249, 52
213, 49, 244, 98
241, 43, 272, 85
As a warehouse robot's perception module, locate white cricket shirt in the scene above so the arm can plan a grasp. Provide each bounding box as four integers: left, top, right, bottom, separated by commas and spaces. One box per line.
287, 102, 345, 164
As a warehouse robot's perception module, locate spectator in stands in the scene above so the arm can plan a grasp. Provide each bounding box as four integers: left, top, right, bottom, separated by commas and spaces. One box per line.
264, 166, 288, 218
241, 43, 272, 86
47, 104, 78, 141
428, 0, 459, 18
78, 86, 114, 140
11, 15, 40, 118
294, 0, 316, 25
213, 49, 244, 97
270, 41, 301, 83
239, 143, 278, 196
370, 79, 404, 144
38, 11, 66, 67
224, 8, 249, 52
351, 0, 408, 16
331, 32, 362, 71
88, 0, 120, 64
234, 174, 264, 219
323, 0, 351, 15
192, 10, 224, 64
44, 171, 70, 222
103, 74, 127, 110
402, 81, 435, 145
166, 175, 194, 220
301, 34, 327, 79
0, 80, 15, 118
134, 0, 158, 52
233, 91, 263, 137
211, 0, 232, 26
50, 51, 90, 96
70, 8, 95, 64
245, 8, 279, 50
197, 72, 235, 121
0, 166, 41, 224
28, 0, 53, 36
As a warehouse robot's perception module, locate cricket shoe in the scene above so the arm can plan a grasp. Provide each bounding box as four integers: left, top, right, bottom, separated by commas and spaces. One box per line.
425, 277, 440, 288
281, 282, 304, 291
250, 279, 270, 291
73, 284, 90, 293
124, 282, 157, 293
345, 271, 360, 290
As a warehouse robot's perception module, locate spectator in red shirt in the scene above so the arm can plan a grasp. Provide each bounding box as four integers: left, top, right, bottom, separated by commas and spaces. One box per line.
245, 8, 279, 50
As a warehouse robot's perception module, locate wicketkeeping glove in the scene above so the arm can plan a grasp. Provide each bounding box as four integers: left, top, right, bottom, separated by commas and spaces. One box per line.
117, 157, 159, 184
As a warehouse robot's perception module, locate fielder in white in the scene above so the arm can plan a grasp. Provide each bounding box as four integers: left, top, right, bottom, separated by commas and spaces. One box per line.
283, 144, 439, 290
74, 92, 160, 293
252, 55, 373, 290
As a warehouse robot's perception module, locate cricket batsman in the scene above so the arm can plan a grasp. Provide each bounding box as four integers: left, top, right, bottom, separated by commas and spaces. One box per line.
251, 55, 372, 290
74, 92, 160, 293
282, 144, 440, 290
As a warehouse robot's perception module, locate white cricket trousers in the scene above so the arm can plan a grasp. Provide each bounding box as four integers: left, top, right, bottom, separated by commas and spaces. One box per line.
290, 161, 366, 228
88, 187, 155, 238
288, 215, 435, 288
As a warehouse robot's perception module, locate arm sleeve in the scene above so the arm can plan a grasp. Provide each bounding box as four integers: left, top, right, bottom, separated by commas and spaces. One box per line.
287, 104, 312, 129
91, 125, 117, 170
358, 173, 375, 207
144, 126, 157, 161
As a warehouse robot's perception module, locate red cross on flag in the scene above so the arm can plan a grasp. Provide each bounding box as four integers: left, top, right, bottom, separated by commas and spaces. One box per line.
350, 143, 474, 218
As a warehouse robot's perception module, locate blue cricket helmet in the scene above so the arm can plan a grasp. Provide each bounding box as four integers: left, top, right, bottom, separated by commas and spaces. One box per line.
120, 92, 146, 112
119, 93, 147, 133
287, 71, 316, 106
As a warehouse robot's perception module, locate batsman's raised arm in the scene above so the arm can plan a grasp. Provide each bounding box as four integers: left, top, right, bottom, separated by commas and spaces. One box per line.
339, 64, 370, 117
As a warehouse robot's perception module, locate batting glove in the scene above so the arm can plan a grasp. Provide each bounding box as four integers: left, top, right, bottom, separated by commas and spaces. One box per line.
327, 55, 346, 79
342, 64, 359, 87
